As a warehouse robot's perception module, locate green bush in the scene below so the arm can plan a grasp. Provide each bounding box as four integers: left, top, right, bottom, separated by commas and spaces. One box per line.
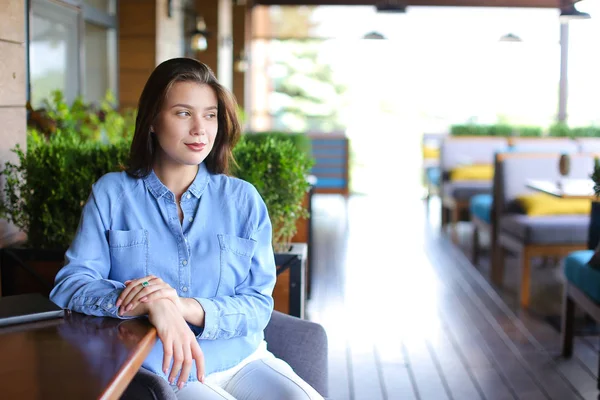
488, 124, 513, 137
548, 122, 572, 138
571, 126, 600, 138
0, 133, 130, 250
450, 124, 489, 136
515, 126, 543, 137
233, 134, 314, 250
33, 90, 136, 144
451, 123, 547, 137
244, 131, 312, 158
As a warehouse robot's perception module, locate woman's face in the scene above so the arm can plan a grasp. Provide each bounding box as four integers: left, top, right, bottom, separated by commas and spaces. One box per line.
152, 81, 218, 169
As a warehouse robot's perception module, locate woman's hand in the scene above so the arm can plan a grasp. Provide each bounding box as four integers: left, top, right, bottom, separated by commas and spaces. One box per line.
117, 276, 206, 329
116, 276, 181, 315
147, 299, 205, 388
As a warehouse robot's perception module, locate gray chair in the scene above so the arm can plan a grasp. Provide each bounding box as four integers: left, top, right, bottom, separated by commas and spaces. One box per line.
575, 137, 600, 154
510, 137, 579, 154
121, 311, 329, 399
471, 138, 582, 266
492, 152, 593, 308
439, 136, 508, 243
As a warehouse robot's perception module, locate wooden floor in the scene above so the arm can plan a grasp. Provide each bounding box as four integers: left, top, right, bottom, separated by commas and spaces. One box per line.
305, 194, 600, 400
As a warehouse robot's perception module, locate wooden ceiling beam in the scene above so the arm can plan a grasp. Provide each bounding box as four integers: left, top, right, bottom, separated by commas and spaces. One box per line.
252, 0, 565, 8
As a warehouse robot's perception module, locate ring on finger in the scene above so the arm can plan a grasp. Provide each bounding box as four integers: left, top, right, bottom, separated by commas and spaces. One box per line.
141, 281, 150, 288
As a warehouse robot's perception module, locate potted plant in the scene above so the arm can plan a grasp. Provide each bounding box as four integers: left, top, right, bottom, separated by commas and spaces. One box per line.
233, 133, 314, 318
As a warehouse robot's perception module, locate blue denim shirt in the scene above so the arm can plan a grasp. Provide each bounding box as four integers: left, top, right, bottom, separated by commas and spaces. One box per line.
49, 162, 276, 380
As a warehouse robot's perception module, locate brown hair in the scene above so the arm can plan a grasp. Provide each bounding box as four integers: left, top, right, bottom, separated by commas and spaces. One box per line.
126, 58, 241, 178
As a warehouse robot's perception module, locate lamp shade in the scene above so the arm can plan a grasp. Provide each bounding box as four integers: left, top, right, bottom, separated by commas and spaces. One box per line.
499, 33, 522, 42
190, 16, 209, 52
559, 4, 591, 22
363, 31, 386, 40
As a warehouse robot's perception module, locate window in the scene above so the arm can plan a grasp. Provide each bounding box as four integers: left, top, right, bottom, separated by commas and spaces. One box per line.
29, 0, 80, 108
29, 0, 117, 108
84, 21, 117, 104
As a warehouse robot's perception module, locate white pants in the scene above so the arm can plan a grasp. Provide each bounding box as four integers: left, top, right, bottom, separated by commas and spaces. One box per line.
173, 341, 324, 400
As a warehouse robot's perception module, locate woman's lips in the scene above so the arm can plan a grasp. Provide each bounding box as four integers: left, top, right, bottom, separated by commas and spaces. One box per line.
185, 143, 206, 152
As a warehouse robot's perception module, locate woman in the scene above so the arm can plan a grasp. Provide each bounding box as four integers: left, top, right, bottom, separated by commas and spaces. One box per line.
50, 58, 322, 400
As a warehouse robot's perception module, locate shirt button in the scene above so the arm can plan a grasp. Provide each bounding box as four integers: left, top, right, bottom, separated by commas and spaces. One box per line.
182, 260, 188, 266
182, 287, 188, 292
106, 303, 113, 309
188, 217, 193, 222
186, 194, 191, 199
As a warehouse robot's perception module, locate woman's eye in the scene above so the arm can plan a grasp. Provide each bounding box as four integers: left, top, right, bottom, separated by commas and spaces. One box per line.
206, 113, 216, 119
177, 111, 191, 117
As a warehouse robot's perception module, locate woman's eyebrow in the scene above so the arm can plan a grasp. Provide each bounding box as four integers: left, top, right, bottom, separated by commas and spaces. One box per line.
170, 104, 217, 111
170, 103, 194, 109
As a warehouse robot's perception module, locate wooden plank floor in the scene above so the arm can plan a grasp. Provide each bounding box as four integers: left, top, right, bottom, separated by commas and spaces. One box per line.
305, 194, 599, 400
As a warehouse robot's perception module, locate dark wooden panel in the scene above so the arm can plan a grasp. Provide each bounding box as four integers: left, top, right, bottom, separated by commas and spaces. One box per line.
435, 231, 596, 399
425, 319, 485, 399
118, 1, 156, 111
119, 69, 154, 109
119, 38, 156, 70
273, 267, 290, 315
375, 344, 418, 400
350, 346, 384, 400
402, 336, 451, 399
118, 0, 156, 37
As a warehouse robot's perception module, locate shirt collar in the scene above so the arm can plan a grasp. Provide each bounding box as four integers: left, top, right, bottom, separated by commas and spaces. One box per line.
143, 163, 209, 201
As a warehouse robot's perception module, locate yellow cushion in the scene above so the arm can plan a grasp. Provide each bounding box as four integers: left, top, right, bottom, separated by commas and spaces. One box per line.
449, 164, 494, 181
423, 146, 440, 159
517, 193, 591, 216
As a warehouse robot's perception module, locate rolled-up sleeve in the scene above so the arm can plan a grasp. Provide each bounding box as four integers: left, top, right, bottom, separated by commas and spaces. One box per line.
49, 187, 130, 319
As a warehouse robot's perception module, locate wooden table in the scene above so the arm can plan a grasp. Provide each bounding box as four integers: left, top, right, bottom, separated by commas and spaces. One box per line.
0, 311, 157, 399
526, 178, 597, 199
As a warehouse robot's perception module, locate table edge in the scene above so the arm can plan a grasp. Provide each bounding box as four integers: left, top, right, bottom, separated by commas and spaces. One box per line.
99, 326, 158, 400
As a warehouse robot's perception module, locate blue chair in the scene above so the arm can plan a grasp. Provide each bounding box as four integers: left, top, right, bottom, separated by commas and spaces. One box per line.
424, 166, 441, 204
562, 202, 600, 389
470, 193, 493, 266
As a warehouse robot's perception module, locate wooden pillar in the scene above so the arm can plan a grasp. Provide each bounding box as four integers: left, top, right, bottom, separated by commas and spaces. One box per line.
0, 0, 27, 247
217, 0, 233, 90
118, 0, 157, 110
156, 0, 186, 65
232, 2, 247, 110
118, 0, 185, 110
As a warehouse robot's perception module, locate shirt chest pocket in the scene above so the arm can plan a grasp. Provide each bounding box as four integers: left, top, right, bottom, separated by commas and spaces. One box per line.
217, 234, 257, 295
107, 229, 148, 282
